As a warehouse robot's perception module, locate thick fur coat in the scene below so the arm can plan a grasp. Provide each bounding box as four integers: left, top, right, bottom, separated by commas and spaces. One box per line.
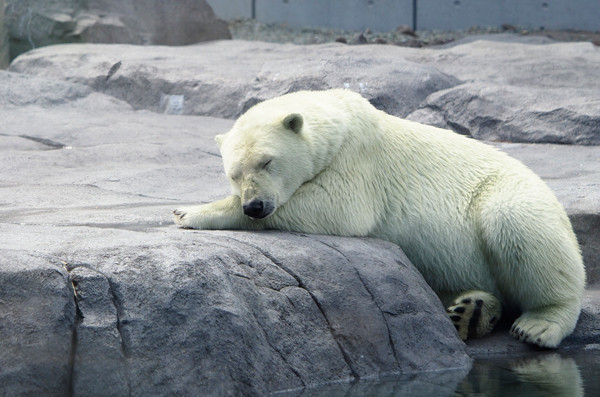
175, 89, 585, 347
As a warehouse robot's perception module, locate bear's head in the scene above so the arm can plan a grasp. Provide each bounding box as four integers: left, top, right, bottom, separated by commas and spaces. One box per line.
215, 113, 314, 219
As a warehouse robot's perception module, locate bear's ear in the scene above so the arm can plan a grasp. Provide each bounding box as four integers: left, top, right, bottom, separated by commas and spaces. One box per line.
214, 134, 224, 147
282, 113, 303, 134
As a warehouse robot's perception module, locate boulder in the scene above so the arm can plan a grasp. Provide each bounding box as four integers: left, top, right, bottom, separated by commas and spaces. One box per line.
62, 231, 472, 396
0, 70, 471, 396
1, 34, 600, 393
9, 36, 599, 145
8, 40, 460, 119
404, 36, 600, 145
408, 84, 600, 144
83, 0, 231, 45
0, 252, 74, 396
4, 0, 230, 60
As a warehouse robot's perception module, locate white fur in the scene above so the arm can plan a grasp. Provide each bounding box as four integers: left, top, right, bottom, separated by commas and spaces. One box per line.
174, 89, 586, 348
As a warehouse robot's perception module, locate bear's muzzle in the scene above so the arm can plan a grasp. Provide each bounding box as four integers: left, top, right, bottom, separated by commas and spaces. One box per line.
243, 199, 274, 219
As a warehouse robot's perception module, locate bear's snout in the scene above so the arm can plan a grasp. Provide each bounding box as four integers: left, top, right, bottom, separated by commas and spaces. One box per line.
243, 199, 270, 219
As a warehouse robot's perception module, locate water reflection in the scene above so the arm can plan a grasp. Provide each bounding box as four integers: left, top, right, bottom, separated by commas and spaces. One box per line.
454, 353, 583, 397
279, 351, 600, 397
276, 367, 470, 397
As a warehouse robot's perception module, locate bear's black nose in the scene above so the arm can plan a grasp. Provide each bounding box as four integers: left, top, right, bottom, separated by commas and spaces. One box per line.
243, 200, 265, 219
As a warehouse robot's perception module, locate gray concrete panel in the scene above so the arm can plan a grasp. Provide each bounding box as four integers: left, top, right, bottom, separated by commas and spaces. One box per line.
207, 0, 600, 32
417, 0, 600, 31
256, 0, 413, 31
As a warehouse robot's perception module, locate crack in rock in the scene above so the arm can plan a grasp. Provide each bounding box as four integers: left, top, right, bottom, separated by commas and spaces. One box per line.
0, 133, 67, 149
67, 277, 84, 397
105, 278, 131, 361
64, 262, 132, 396
315, 239, 352, 263
354, 270, 401, 369
227, 237, 361, 380
226, 271, 307, 389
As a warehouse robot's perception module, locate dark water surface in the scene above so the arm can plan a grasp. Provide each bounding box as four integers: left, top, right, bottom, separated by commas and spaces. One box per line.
276, 350, 600, 396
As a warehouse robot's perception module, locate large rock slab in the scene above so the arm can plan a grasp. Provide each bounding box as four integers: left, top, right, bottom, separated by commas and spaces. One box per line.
0, 70, 472, 395
8, 40, 460, 119
8, 36, 600, 144
4, 0, 230, 60
405, 36, 600, 145
1, 53, 599, 393
0, 252, 74, 396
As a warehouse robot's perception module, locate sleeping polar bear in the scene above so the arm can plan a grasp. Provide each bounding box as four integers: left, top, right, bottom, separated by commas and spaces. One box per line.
174, 89, 585, 348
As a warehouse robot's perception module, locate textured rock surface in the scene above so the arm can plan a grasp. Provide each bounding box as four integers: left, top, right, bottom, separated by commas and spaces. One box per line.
8, 36, 600, 144
4, 0, 230, 60
404, 35, 600, 145
0, 252, 74, 396
61, 231, 471, 396
0, 70, 472, 395
9, 40, 460, 118
2, 35, 600, 395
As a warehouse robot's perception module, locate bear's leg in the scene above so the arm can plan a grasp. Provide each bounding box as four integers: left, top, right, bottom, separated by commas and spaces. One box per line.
446, 290, 502, 341
174, 195, 264, 230
479, 194, 585, 348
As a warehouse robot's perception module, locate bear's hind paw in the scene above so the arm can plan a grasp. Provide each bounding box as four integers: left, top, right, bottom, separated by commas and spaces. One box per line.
447, 290, 501, 341
510, 310, 572, 348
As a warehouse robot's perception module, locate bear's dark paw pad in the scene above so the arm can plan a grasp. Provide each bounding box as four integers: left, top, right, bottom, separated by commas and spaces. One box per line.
447, 300, 481, 341
447, 292, 501, 341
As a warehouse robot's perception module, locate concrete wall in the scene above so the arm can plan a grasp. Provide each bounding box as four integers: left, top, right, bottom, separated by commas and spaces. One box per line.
256, 0, 412, 32
417, 0, 600, 31
207, 0, 600, 31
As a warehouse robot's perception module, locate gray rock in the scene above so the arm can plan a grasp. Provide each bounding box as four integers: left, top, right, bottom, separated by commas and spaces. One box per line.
0, 70, 471, 395
4, 0, 230, 60
0, 252, 74, 396
7, 37, 600, 146
404, 38, 600, 145
6, 0, 84, 58
83, 0, 231, 45
408, 84, 600, 144
8, 40, 461, 118
1, 42, 599, 394
58, 231, 471, 396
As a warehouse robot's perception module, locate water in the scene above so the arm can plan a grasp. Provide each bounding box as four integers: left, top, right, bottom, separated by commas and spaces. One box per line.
277, 350, 600, 396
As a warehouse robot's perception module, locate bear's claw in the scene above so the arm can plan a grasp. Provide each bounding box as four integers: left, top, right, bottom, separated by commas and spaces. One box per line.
173, 209, 188, 226
508, 310, 568, 348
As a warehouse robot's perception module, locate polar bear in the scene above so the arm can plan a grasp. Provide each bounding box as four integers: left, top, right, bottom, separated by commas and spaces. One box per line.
174, 89, 585, 348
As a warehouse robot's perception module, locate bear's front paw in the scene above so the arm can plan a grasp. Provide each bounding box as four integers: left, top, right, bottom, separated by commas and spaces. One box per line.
173, 207, 195, 228
173, 208, 186, 222
447, 290, 501, 341
172, 204, 223, 229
